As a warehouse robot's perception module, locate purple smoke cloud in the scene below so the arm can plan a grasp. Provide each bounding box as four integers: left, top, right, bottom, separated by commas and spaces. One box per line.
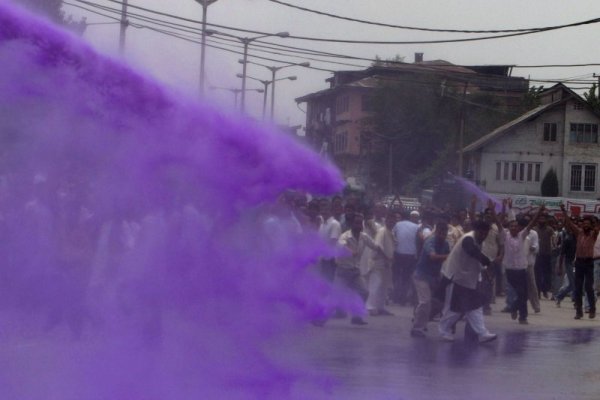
0, 3, 358, 399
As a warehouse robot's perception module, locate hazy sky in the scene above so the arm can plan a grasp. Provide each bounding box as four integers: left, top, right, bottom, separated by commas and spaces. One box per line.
51, 0, 600, 127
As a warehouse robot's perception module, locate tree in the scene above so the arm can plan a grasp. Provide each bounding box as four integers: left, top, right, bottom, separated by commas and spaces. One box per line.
361, 75, 459, 194
522, 85, 544, 110
540, 168, 559, 197
372, 54, 406, 67
584, 83, 600, 113
362, 75, 528, 195
12, 0, 86, 33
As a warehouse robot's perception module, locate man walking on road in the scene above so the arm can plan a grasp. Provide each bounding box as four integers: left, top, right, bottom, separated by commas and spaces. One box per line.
392, 210, 420, 305
439, 219, 497, 343
560, 204, 598, 319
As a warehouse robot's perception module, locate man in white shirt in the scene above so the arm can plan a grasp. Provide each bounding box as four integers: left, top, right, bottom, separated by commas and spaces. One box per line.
439, 219, 497, 343
336, 213, 382, 325
392, 210, 420, 305
503, 206, 544, 324
318, 198, 342, 283
367, 211, 396, 316
525, 218, 541, 313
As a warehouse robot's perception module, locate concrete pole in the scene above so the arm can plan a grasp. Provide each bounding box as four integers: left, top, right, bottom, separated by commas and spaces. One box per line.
118, 0, 128, 54
457, 82, 468, 177
388, 143, 393, 194
270, 67, 277, 121
261, 81, 270, 120
199, 2, 208, 95
240, 40, 250, 113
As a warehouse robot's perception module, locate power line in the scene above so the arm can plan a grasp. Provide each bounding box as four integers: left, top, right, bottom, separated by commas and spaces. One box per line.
67, 0, 371, 69
64, 0, 600, 88
75, 0, 600, 45
265, 0, 566, 34
68, 0, 600, 71
514, 63, 600, 68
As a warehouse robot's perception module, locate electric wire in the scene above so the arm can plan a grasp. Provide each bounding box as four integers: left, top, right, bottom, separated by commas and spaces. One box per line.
77, 0, 600, 45
68, 0, 600, 72
63, 1, 600, 91
265, 0, 584, 34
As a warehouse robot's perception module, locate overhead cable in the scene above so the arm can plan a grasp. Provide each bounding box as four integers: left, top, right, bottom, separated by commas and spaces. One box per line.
77, 0, 600, 45
265, 0, 587, 34
69, 0, 600, 70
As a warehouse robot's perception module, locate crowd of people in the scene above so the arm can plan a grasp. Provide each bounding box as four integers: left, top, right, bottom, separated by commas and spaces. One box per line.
290, 193, 600, 343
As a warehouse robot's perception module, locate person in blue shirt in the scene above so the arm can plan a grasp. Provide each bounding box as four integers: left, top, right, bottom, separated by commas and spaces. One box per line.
411, 221, 450, 338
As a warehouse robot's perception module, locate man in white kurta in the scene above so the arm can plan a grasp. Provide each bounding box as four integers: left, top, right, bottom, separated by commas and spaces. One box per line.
439, 220, 497, 343
336, 213, 381, 325
366, 212, 396, 315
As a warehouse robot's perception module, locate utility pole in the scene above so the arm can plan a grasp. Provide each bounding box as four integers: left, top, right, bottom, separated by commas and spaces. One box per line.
197, 0, 219, 96
457, 81, 469, 177
118, 0, 128, 54
387, 142, 393, 194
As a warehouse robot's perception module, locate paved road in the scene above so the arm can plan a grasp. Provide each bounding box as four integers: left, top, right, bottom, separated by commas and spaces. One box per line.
292, 297, 600, 400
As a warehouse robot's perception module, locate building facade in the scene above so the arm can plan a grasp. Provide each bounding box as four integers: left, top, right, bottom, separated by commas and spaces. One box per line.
464, 84, 600, 200
296, 54, 528, 188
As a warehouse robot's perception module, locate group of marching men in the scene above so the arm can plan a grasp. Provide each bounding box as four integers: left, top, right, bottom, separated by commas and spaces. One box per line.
306, 194, 600, 343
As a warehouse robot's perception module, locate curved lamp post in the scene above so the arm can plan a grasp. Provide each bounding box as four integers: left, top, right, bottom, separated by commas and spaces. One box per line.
236, 74, 297, 120
194, 0, 220, 95
208, 30, 289, 113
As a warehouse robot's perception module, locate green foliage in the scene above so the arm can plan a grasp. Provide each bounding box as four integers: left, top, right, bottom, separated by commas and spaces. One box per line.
583, 84, 600, 113
403, 145, 454, 195
540, 168, 559, 197
362, 75, 460, 192
372, 54, 405, 67
13, 0, 86, 33
522, 86, 544, 110
362, 75, 529, 193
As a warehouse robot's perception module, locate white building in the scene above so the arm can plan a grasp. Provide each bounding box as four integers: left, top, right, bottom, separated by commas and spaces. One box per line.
463, 84, 600, 200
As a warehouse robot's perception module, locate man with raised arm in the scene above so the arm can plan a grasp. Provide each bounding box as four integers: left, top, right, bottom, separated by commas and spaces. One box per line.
560, 204, 598, 319
502, 203, 545, 324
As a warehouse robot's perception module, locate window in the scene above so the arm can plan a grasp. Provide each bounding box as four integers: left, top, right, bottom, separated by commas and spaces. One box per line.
584, 165, 596, 191
361, 95, 375, 112
569, 123, 598, 143
571, 164, 596, 192
543, 123, 557, 142
497, 161, 542, 182
574, 102, 585, 110
334, 131, 348, 153
519, 163, 525, 181
336, 96, 349, 115
571, 165, 583, 191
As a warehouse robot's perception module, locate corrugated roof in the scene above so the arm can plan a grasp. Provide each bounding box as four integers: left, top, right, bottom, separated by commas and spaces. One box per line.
462, 101, 560, 152
295, 75, 380, 103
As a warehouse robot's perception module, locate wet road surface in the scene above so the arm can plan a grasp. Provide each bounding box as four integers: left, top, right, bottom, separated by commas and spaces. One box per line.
290, 301, 600, 400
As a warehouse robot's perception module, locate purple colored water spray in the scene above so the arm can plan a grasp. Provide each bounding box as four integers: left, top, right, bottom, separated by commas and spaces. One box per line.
0, 4, 360, 399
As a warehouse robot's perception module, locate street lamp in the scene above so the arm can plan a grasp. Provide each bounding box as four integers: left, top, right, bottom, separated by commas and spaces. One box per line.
194, 0, 220, 96
267, 62, 309, 121
239, 60, 310, 121
209, 86, 264, 110
210, 30, 289, 114
236, 74, 297, 120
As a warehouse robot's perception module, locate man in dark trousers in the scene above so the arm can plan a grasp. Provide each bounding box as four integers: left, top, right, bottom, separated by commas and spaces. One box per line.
560, 204, 598, 319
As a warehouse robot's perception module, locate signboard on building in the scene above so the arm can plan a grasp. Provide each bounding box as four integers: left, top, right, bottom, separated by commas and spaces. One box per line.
496, 194, 600, 217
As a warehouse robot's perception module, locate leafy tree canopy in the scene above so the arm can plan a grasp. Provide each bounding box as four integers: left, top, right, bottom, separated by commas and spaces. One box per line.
584, 83, 600, 113
12, 0, 86, 33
